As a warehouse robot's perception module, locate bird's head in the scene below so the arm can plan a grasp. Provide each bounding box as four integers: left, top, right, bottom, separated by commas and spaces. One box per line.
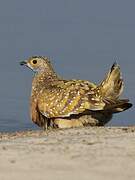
20, 56, 54, 73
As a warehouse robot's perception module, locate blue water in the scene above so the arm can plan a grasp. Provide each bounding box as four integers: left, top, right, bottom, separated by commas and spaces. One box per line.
0, 0, 134, 132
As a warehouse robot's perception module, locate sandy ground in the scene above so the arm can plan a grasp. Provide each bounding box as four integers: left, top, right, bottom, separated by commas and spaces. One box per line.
0, 127, 135, 180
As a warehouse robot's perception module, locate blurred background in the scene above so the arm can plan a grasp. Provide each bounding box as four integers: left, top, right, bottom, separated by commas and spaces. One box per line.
0, 0, 134, 132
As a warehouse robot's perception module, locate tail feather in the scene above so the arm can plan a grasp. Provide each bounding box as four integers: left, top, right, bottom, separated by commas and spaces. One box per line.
99, 62, 123, 100
88, 63, 132, 112
111, 102, 132, 113
103, 99, 130, 110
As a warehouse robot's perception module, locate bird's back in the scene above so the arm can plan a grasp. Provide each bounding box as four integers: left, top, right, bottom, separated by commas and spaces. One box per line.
37, 79, 97, 118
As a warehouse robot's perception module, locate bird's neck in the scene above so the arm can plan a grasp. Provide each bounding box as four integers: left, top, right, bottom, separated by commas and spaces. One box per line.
31, 70, 59, 97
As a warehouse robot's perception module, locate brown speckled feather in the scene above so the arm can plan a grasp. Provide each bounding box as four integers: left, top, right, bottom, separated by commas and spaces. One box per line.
37, 80, 97, 118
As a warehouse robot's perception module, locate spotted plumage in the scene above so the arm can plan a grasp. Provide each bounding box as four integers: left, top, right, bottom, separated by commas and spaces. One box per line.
20, 56, 132, 129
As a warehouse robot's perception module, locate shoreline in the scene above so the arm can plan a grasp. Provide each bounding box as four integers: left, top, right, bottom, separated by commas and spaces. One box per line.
0, 126, 135, 180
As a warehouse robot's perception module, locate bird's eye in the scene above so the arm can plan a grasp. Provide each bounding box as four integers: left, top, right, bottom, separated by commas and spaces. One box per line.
32, 60, 37, 64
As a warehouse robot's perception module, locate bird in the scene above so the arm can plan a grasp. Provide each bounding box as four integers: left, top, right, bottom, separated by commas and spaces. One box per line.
20, 56, 132, 130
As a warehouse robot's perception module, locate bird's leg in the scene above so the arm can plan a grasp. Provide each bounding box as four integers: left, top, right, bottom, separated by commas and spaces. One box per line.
50, 119, 56, 128
43, 117, 49, 131
43, 121, 47, 131
39, 113, 48, 131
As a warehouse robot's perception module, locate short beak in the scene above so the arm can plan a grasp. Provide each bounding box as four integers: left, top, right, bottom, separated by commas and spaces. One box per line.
20, 61, 27, 66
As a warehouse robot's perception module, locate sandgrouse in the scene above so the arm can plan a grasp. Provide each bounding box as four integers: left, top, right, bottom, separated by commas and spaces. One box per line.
20, 56, 132, 130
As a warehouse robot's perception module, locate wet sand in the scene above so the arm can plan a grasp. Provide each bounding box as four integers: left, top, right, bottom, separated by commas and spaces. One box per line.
0, 126, 135, 180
